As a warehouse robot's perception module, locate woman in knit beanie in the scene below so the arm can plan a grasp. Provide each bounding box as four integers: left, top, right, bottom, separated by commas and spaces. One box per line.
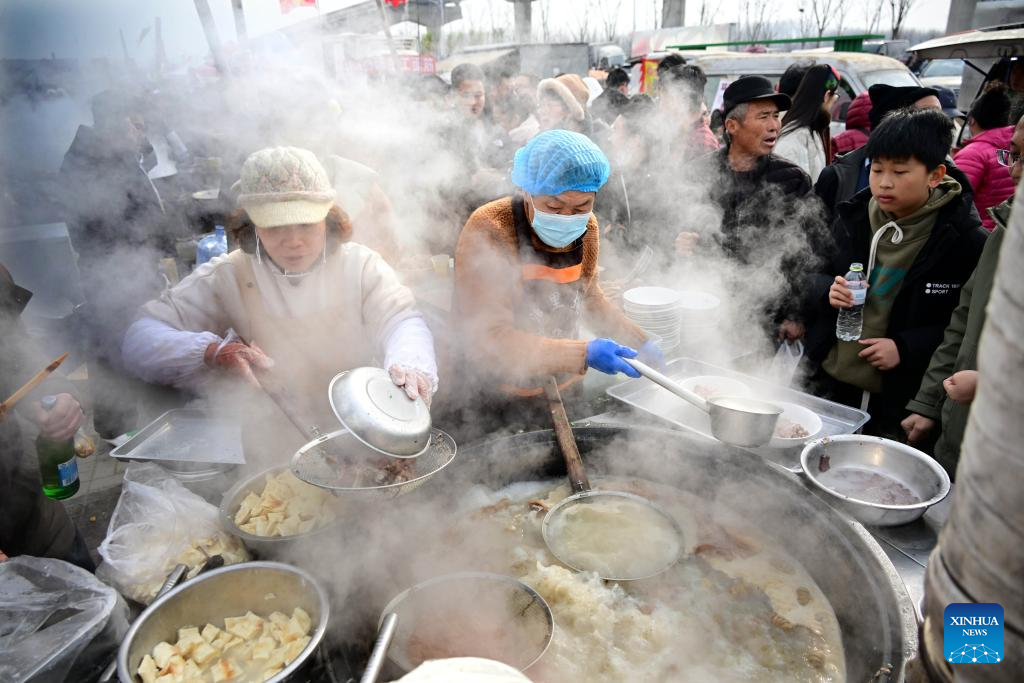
120, 146, 439, 457
537, 75, 591, 135
448, 130, 662, 439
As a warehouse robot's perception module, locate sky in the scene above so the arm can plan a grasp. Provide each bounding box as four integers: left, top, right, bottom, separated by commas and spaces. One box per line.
0, 0, 953, 62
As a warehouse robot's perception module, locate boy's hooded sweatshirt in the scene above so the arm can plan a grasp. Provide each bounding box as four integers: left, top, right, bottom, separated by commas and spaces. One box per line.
824, 176, 962, 392
806, 165, 987, 419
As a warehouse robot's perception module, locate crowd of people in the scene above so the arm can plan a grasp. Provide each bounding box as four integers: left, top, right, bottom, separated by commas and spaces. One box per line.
2, 54, 1018, 585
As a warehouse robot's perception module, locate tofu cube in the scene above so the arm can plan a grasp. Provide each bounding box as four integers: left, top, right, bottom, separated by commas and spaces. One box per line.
161, 654, 186, 676
264, 645, 289, 671
201, 623, 224, 643
210, 658, 241, 682
137, 654, 159, 683
235, 492, 262, 525
261, 665, 285, 682
267, 611, 290, 627
191, 641, 219, 667
278, 515, 302, 537
152, 642, 179, 669
175, 627, 204, 657
253, 635, 277, 660
291, 608, 312, 634
279, 616, 307, 643
282, 635, 311, 664
181, 659, 205, 683
224, 611, 264, 640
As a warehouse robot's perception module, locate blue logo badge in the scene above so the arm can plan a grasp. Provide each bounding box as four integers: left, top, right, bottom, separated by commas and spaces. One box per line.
944, 603, 1004, 663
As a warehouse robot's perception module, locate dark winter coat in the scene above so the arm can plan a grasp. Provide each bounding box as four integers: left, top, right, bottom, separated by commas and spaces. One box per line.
0, 266, 79, 563
709, 149, 824, 321
906, 199, 1010, 476
805, 164, 988, 420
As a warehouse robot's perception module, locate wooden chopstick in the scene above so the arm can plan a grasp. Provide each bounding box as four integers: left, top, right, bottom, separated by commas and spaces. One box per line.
0, 352, 70, 418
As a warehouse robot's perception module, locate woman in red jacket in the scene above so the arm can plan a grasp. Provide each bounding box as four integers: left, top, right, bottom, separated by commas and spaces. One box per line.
953, 85, 1015, 230
833, 91, 871, 156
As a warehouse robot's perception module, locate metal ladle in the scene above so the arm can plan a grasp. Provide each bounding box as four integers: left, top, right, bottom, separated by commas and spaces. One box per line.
540, 377, 684, 581
623, 358, 783, 448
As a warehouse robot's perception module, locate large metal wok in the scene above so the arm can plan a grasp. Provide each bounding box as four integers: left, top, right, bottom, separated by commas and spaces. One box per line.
434, 426, 917, 682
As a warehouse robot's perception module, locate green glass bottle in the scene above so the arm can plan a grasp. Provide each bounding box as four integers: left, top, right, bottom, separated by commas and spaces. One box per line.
36, 395, 80, 500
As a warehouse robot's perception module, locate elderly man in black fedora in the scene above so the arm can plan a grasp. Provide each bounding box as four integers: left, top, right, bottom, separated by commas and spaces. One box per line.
676, 76, 822, 344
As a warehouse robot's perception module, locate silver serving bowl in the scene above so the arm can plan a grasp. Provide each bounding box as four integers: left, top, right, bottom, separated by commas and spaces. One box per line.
219, 466, 341, 556
800, 435, 951, 527
328, 367, 432, 457
117, 561, 329, 683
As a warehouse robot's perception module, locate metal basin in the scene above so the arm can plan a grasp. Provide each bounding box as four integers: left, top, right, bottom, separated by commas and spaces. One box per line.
219, 466, 342, 557
800, 435, 952, 527
117, 561, 329, 683
442, 426, 918, 682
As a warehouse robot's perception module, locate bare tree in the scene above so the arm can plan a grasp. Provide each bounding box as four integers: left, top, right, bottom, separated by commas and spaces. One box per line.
888, 0, 916, 39
864, 0, 886, 34
809, 0, 837, 40
537, 0, 552, 42
596, 0, 624, 41
572, 3, 593, 43
698, 0, 723, 25
741, 0, 774, 43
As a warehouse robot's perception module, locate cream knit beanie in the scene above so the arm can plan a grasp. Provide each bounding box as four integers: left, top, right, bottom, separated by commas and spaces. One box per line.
236, 146, 337, 228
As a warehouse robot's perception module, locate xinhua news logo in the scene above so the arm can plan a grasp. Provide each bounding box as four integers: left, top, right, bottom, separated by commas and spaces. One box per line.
944, 603, 1004, 663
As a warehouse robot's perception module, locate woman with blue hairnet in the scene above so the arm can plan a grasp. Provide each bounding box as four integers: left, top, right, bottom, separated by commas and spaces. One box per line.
448, 130, 661, 436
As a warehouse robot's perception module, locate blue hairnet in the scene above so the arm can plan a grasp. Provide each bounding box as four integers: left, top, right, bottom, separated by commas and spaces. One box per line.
511, 129, 610, 196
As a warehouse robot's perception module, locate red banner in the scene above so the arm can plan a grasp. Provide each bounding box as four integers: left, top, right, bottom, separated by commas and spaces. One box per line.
280, 0, 316, 14
384, 0, 408, 7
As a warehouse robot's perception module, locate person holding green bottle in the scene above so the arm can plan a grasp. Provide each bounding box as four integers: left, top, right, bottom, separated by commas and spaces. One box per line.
0, 264, 94, 571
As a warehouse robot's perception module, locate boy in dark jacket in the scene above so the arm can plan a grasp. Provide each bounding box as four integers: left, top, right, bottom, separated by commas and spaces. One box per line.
805, 108, 988, 435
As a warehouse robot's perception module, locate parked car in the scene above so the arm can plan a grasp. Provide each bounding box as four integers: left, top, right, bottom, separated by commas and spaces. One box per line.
915, 58, 965, 97
910, 26, 1024, 111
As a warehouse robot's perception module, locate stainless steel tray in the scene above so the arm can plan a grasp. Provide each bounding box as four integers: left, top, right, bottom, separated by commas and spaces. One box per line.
111, 409, 245, 466
605, 357, 869, 472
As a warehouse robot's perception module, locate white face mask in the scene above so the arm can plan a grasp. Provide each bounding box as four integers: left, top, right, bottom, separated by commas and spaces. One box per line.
529, 197, 591, 248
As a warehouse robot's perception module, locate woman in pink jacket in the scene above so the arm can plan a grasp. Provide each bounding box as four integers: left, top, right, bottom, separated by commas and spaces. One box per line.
953, 86, 1014, 230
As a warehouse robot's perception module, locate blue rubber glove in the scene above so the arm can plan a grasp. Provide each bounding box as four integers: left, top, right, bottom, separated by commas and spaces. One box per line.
586, 339, 641, 377
638, 339, 666, 371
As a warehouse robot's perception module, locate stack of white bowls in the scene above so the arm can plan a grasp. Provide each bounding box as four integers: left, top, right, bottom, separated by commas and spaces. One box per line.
676, 290, 721, 355
623, 286, 684, 355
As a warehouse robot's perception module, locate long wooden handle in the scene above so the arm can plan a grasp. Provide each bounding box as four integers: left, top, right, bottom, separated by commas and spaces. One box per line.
544, 376, 590, 494
0, 352, 70, 418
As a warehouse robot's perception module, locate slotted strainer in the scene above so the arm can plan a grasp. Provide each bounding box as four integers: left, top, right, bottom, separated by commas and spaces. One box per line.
283, 367, 457, 497
380, 572, 554, 674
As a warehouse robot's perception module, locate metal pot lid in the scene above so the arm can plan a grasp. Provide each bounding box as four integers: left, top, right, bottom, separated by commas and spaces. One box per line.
328, 367, 432, 457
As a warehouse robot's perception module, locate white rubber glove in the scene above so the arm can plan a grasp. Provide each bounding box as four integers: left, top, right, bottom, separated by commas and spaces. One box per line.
388, 364, 433, 406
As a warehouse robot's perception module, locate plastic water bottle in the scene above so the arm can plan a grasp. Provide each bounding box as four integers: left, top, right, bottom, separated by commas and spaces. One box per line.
836, 262, 867, 341
36, 395, 80, 500
196, 224, 227, 267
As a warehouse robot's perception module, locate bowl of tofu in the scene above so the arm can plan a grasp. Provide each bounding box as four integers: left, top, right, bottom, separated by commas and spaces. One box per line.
219, 466, 344, 556
117, 561, 329, 683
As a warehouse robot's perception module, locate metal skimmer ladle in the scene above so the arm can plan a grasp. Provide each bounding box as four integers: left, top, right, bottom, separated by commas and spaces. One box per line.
540, 377, 684, 581
624, 358, 783, 448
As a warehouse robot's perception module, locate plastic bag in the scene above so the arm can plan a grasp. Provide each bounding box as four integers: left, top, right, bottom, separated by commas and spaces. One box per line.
0, 556, 129, 683
97, 462, 248, 604
769, 339, 805, 387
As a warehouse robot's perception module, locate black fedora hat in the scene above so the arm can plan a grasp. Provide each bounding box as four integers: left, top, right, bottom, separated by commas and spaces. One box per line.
722, 76, 791, 116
